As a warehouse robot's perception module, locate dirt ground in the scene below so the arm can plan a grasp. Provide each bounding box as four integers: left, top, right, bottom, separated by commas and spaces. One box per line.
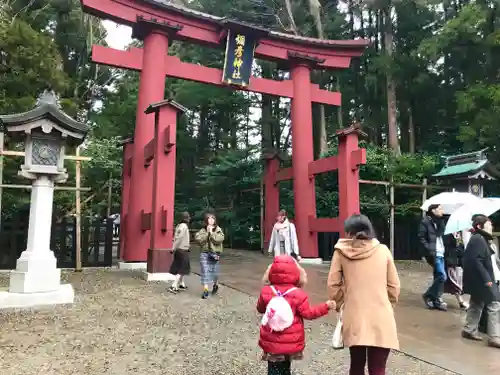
0, 269, 455, 375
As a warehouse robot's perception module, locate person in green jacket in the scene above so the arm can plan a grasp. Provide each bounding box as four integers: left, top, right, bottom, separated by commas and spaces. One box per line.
195, 213, 225, 299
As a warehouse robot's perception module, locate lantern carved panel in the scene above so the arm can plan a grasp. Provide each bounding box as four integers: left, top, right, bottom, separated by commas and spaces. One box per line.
31, 137, 61, 166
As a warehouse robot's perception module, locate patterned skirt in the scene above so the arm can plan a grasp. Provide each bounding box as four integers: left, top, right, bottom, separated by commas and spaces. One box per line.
200, 252, 220, 285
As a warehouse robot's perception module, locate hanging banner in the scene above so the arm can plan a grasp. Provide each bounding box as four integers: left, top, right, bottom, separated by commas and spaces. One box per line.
222, 30, 256, 87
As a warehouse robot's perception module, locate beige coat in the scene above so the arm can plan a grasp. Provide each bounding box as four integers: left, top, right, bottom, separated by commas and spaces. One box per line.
327, 238, 400, 350
172, 223, 190, 250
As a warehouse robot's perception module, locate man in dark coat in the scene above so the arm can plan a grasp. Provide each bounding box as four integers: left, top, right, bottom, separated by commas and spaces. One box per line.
461, 215, 500, 348
419, 204, 447, 311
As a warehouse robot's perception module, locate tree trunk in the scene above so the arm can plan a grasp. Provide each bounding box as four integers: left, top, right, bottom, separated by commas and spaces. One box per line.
383, 6, 400, 154
336, 78, 343, 129
284, 0, 299, 35
261, 64, 273, 153
272, 95, 281, 150
308, 0, 328, 154
408, 105, 416, 154
318, 103, 328, 155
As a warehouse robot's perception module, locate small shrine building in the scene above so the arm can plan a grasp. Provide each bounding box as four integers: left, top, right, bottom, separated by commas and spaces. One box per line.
432, 149, 500, 197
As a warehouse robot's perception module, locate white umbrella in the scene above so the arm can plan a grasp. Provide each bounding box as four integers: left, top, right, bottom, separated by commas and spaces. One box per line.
444, 198, 500, 235
420, 192, 482, 215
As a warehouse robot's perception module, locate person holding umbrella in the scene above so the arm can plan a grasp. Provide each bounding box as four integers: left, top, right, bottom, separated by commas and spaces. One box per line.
419, 204, 448, 311
443, 230, 468, 309
461, 214, 500, 348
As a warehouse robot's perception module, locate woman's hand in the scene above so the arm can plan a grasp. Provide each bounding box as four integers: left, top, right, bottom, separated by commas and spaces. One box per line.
326, 300, 336, 310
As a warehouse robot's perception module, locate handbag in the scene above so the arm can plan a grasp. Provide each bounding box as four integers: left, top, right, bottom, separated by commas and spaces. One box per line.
207, 252, 220, 262
207, 232, 220, 262
331, 309, 344, 350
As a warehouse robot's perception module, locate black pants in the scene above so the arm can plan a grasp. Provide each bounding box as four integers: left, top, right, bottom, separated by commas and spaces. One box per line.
268, 360, 291, 375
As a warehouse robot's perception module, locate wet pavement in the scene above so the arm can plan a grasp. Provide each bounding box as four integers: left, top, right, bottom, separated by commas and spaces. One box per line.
199, 249, 500, 375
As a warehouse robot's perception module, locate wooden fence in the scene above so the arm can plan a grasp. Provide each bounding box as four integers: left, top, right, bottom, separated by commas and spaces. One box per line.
0, 216, 115, 270
318, 214, 422, 261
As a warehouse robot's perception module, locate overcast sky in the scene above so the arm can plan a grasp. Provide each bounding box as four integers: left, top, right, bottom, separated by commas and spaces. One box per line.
103, 20, 132, 49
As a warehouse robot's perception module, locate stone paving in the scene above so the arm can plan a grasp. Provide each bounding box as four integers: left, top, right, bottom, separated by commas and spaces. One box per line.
0, 264, 458, 375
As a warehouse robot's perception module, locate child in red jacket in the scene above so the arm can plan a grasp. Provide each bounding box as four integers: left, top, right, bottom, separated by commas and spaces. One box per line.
257, 255, 335, 375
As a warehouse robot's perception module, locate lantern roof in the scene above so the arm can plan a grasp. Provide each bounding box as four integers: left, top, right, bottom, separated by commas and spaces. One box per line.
0, 90, 89, 141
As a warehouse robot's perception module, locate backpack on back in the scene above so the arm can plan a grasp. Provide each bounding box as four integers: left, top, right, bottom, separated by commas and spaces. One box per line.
261, 286, 297, 332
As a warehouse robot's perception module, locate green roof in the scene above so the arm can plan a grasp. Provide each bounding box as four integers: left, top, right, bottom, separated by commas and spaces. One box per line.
433, 160, 488, 178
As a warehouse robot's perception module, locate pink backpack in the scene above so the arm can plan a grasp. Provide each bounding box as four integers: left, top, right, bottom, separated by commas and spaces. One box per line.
261, 286, 297, 331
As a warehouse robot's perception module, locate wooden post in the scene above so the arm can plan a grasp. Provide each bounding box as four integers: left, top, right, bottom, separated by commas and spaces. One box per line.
106, 172, 112, 218
260, 176, 264, 251
389, 176, 395, 256
422, 178, 428, 218
0, 133, 4, 229
75, 146, 82, 272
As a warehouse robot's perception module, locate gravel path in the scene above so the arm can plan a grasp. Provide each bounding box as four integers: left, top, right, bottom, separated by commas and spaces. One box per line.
0, 270, 455, 375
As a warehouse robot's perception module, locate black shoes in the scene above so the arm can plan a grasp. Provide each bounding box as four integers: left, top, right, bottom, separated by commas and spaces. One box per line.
212, 283, 219, 295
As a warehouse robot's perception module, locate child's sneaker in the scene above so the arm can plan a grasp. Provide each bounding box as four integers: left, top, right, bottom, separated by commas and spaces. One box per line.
212, 284, 219, 295
179, 284, 188, 291
201, 290, 209, 299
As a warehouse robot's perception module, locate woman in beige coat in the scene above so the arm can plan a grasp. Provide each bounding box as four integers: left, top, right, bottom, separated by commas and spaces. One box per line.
327, 214, 400, 375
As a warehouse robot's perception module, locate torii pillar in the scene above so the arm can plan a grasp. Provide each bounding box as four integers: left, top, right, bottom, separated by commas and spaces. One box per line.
142, 99, 187, 281
118, 138, 133, 261
289, 53, 319, 260
118, 22, 180, 269
262, 151, 281, 249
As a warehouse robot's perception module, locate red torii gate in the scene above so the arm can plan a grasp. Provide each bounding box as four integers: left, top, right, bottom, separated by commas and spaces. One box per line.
81, 0, 368, 265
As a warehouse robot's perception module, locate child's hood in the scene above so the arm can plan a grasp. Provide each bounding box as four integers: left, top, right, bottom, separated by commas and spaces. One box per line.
268, 255, 300, 285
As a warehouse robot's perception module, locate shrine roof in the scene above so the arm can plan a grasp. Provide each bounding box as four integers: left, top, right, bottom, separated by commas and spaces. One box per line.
145, 99, 188, 114
0, 91, 88, 136
144, 0, 369, 49
433, 160, 489, 178
432, 149, 500, 179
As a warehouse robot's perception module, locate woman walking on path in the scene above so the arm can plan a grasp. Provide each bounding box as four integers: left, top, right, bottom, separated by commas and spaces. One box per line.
268, 210, 301, 261
461, 214, 500, 348
195, 213, 225, 299
443, 231, 468, 309
419, 204, 448, 311
168, 212, 191, 294
327, 214, 400, 375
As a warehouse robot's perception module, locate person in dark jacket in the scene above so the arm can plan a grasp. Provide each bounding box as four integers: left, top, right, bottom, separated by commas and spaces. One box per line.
461, 214, 500, 348
419, 204, 447, 311
443, 231, 468, 309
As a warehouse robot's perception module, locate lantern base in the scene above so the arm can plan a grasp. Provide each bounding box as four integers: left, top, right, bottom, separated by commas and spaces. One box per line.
9, 268, 62, 294
0, 284, 74, 310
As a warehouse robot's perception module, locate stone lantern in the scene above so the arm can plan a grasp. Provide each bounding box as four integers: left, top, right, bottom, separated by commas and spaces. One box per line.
0, 90, 88, 309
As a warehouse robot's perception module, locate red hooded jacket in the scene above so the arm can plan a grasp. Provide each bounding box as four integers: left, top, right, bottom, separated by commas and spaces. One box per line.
257, 255, 329, 355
